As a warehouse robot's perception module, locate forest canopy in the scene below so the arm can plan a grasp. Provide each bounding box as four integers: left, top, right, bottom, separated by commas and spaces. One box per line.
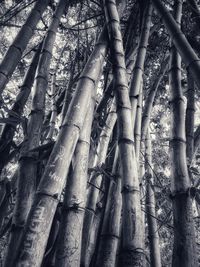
0, 0, 200, 266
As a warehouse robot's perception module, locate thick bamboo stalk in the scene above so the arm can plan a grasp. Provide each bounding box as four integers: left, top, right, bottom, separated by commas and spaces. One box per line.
55, 96, 95, 267
95, 149, 122, 267
96, 4, 139, 118
169, 1, 197, 266
129, 2, 153, 129
15, 2, 127, 266
145, 130, 161, 267
81, 108, 117, 267
4, 2, 69, 266
0, 43, 42, 173
0, 0, 50, 96
104, 0, 144, 265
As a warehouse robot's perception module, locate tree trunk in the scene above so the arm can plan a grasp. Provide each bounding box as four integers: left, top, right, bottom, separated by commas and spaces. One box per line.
0, 0, 50, 96
104, 0, 144, 265
169, 1, 198, 266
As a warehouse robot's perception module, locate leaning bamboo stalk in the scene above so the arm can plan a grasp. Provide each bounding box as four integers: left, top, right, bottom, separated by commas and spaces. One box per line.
15, 2, 127, 266
4, 2, 69, 267
60, 52, 79, 123
55, 95, 95, 267
0, 43, 42, 173
169, 1, 197, 266
145, 130, 161, 267
151, 0, 200, 90
81, 107, 117, 267
104, 0, 144, 265
141, 54, 169, 139
129, 2, 153, 129
96, 4, 139, 117
0, 0, 50, 96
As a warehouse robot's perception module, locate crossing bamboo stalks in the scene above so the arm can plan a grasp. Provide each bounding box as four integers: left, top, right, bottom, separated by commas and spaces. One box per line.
151, 0, 200, 90
55, 96, 95, 267
81, 107, 117, 267
104, 0, 145, 265
169, 1, 197, 266
0, 0, 50, 96
0, 43, 42, 173
4, 2, 69, 266
95, 149, 122, 267
129, 2, 153, 129
15, 1, 127, 266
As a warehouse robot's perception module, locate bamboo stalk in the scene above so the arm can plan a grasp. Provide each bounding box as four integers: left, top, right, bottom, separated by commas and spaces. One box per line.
0, 0, 50, 96
103, 0, 145, 265
169, 1, 197, 265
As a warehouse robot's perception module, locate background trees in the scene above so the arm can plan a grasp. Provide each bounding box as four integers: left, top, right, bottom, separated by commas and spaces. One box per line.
0, 0, 200, 266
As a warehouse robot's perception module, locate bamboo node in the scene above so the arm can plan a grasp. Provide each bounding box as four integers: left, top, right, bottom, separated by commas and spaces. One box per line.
121, 185, 140, 194
62, 203, 85, 212
118, 138, 134, 146
170, 187, 196, 199
36, 191, 60, 201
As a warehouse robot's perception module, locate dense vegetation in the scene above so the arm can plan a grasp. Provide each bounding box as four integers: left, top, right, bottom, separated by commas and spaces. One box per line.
0, 0, 200, 266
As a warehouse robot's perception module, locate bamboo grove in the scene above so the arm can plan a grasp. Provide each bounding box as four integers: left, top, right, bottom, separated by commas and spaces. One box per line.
0, 0, 200, 266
